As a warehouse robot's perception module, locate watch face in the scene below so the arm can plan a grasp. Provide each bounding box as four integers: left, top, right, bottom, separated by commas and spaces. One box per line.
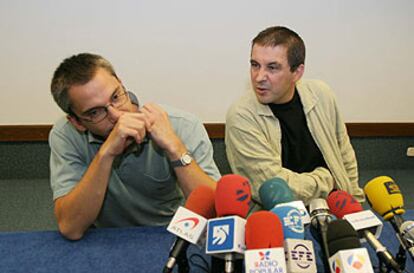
182, 154, 192, 165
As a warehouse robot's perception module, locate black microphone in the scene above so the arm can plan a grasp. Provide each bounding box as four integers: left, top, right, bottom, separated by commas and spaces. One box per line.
327, 219, 375, 272
328, 190, 402, 273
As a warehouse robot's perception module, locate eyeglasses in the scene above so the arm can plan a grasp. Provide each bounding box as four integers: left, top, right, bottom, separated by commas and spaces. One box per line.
75, 89, 130, 124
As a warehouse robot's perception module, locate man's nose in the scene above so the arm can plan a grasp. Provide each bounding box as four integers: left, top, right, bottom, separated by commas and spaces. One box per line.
255, 68, 267, 82
106, 105, 122, 123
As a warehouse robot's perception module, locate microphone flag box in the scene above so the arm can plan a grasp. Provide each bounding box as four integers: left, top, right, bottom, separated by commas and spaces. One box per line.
328, 248, 374, 273
274, 201, 311, 225
245, 247, 287, 273
167, 206, 207, 245
343, 210, 383, 243
206, 216, 246, 258
284, 239, 317, 273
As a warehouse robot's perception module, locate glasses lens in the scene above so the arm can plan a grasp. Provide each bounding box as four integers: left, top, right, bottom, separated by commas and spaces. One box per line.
88, 108, 108, 123
82, 90, 130, 123
113, 91, 129, 108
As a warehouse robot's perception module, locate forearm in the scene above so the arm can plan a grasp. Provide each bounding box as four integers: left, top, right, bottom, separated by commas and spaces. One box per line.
54, 150, 114, 240
165, 138, 216, 196
173, 162, 217, 197
251, 165, 334, 205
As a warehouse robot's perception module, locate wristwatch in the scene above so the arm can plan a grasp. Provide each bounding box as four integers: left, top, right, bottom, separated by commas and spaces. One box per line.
171, 152, 193, 168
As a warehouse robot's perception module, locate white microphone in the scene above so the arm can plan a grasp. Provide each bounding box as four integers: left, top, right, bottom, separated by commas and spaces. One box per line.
327, 190, 402, 273
309, 198, 335, 265
205, 174, 252, 273
163, 185, 215, 273
400, 221, 414, 259
271, 206, 317, 273
244, 211, 287, 273
271, 205, 317, 273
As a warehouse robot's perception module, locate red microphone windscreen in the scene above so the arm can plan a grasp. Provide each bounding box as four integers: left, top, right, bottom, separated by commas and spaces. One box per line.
215, 174, 252, 218
185, 185, 216, 219
327, 190, 363, 219
245, 211, 284, 250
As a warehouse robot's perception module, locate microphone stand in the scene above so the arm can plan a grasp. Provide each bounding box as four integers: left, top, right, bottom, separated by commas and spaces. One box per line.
395, 245, 407, 272
177, 250, 190, 273
224, 253, 235, 273
390, 215, 407, 270
363, 230, 403, 273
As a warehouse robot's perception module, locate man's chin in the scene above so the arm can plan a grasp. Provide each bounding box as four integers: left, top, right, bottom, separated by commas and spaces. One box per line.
255, 93, 272, 105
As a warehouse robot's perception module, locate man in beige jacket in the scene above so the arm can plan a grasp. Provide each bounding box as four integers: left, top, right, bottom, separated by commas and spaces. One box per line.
226, 26, 364, 208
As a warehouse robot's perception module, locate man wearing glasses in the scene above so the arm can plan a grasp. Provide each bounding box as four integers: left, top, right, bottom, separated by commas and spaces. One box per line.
49, 53, 220, 240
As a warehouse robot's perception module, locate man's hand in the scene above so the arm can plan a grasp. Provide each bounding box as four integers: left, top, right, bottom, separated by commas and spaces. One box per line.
140, 103, 186, 160
100, 112, 149, 158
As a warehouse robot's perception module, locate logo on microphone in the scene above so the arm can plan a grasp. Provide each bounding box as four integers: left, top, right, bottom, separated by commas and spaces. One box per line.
346, 254, 365, 270
252, 252, 285, 273
334, 191, 359, 211
384, 181, 401, 195
206, 218, 235, 251
259, 251, 271, 261
289, 243, 314, 269
175, 217, 200, 229
283, 209, 304, 234
331, 259, 342, 273
235, 180, 252, 207
212, 225, 229, 245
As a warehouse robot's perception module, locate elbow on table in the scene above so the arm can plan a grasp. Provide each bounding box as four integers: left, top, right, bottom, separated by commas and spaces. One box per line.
58, 221, 85, 241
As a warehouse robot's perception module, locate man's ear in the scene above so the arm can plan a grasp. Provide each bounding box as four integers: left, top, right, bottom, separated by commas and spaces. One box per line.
293, 64, 305, 82
67, 115, 87, 132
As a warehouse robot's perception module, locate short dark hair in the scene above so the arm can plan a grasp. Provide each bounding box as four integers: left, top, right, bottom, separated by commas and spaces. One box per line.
50, 53, 118, 114
252, 26, 305, 72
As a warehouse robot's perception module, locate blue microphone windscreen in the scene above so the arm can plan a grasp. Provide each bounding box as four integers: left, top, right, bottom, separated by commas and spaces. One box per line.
259, 177, 295, 210
271, 205, 304, 239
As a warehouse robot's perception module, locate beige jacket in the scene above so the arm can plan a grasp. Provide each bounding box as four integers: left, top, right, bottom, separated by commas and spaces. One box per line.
225, 79, 365, 206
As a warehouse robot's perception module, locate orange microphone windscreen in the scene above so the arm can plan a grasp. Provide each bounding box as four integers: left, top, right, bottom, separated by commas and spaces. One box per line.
245, 211, 284, 250
215, 174, 251, 218
327, 190, 363, 219
185, 185, 216, 219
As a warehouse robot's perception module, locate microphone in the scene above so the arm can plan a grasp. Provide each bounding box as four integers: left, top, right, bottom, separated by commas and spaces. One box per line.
327, 190, 402, 273
164, 185, 215, 273
272, 206, 317, 272
326, 189, 363, 219
244, 210, 287, 272
206, 174, 251, 273
309, 198, 335, 271
271, 205, 304, 240
364, 176, 414, 261
400, 221, 414, 258
259, 177, 295, 210
259, 177, 311, 225
327, 219, 374, 273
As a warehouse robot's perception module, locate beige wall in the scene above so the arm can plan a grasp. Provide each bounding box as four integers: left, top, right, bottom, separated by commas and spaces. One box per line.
0, 0, 413, 124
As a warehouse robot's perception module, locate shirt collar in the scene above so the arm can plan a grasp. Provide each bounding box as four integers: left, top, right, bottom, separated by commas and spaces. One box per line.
87, 131, 104, 144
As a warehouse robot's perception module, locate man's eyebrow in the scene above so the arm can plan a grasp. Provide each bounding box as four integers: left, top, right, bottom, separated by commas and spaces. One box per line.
267, 61, 281, 67
111, 85, 122, 96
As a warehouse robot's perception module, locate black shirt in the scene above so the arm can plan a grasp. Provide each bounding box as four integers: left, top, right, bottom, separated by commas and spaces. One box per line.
269, 89, 327, 173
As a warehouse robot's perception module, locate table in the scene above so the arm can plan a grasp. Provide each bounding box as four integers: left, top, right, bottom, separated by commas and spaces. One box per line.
1, 211, 413, 273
